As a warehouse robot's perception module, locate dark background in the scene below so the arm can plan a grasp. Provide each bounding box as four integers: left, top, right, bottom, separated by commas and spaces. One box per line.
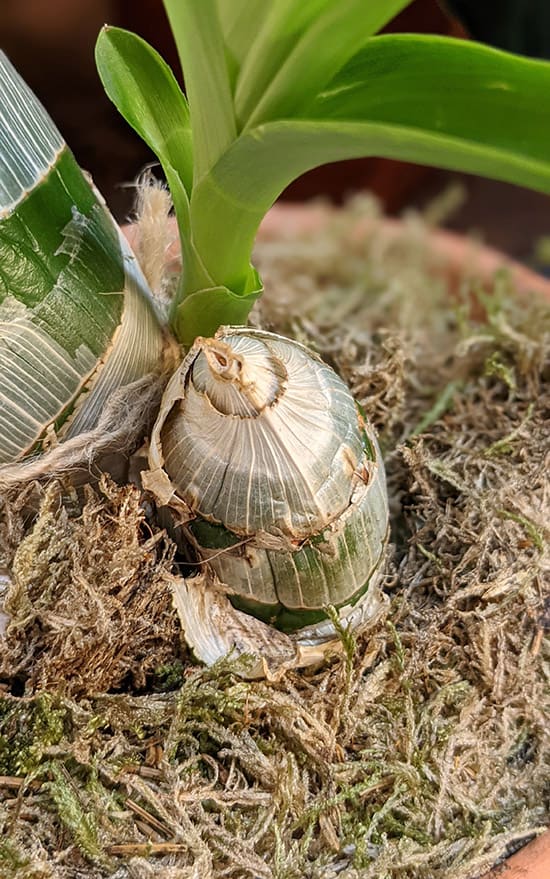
2, 0, 550, 265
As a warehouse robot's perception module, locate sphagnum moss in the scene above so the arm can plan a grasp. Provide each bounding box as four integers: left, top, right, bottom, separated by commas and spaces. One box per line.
0, 694, 68, 776
0, 201, 548, 878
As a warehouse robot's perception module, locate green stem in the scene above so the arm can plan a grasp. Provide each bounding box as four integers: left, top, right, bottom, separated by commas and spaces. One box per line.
169, 170, 267, 346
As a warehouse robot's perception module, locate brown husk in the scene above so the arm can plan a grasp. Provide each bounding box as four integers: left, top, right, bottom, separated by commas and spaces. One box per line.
0, 197, 548, 878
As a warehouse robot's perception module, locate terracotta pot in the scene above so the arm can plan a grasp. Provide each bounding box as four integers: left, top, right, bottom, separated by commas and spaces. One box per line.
125, 202, 550, 302
124, 203, 550, 879
257, 203, 550, 300
482, 829, 550, 879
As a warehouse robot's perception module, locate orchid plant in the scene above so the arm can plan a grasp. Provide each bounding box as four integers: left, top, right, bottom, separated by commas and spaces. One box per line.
95, 0, 550, 347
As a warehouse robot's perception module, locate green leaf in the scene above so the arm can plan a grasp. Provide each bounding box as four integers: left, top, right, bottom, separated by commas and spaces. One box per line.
95, 26, 193, 197
95, 26, 212, 293
163, 0, 236, 181
172, 279, 262, 348
234, 0, 333, 126
189, 34, 550, 292
312, 32, 550, 168
216, 0, 266, 84
239, 0, 410, 127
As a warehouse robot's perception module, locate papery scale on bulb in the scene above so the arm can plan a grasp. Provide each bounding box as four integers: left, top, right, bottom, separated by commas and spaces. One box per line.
194, 336, 287, 416
146, 326, 389, 675
158, 330, 364, 538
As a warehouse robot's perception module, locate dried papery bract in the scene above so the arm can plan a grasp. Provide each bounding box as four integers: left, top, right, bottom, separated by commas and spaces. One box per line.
146, 326, 389, 676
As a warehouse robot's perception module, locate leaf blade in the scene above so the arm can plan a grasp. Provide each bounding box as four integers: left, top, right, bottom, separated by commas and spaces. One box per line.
189, 35, 550, 293
0, 51, 164, 461
95, 25, 193, 197
95, 26, 213, 294
216, 0, 267, 79
234, 0, 333, 126
163, 0, 236, 181
312, 33, 550, 167
241, 0, 409, 127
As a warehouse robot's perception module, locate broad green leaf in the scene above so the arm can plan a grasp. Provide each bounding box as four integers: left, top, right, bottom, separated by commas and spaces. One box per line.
163, 0, 236, 181
241, 0, 409, 127
95, 26, 213, 292
95, 27, 193, 197
189, 34, 550, 293
234, 0, 333, 126
311, 33, 550, 165
216, 0, 266, 85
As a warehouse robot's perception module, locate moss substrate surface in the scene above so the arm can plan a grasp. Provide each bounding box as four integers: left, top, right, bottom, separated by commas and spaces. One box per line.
0, 199, 548, 878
